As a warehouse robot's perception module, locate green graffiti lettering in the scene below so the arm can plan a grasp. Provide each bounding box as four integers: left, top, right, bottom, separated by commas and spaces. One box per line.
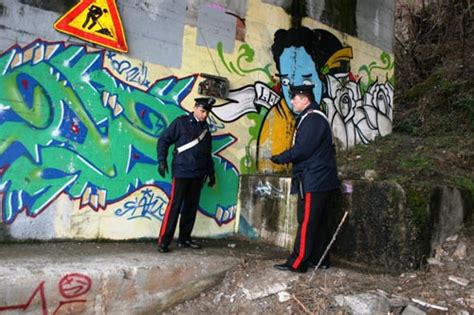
0, 41, 238, 225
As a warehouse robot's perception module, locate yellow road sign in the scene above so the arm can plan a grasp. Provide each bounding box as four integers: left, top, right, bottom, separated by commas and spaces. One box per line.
54, 0, 128, 53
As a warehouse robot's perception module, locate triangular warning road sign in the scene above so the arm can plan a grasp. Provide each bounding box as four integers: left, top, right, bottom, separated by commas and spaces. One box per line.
54, 0, 128, 53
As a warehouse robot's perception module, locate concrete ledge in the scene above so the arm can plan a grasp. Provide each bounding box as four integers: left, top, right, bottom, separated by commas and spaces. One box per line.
0, 242, 239, 314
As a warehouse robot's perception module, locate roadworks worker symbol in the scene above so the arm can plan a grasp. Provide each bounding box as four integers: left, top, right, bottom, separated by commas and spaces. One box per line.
54, 0, 128, 53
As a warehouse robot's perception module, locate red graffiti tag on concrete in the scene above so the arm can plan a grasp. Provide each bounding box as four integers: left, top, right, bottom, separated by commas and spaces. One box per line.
0, 282, 48, 314
59, 273, 92, 299
0, 273, 92, 314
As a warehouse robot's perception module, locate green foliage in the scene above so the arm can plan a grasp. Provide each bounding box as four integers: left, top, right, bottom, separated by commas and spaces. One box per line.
438, 79, 459, 96
319, 0, 357, 36
453, 96, 474, 122
402, 72, 442, 102
399, 153, 432, 171
455, 177, 474, 201
405, 186, 430, 227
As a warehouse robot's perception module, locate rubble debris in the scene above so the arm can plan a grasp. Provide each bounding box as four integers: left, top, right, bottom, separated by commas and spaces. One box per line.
334, 293, 390, 315
277, 291, 291, 302
401, 304, 426, 315
448, 275, 469, 286
411, 298, 449, 311
426, 258, 444, 266
452, 243, 467, 260
447, 235, 459, 242
242, 282, 288, 300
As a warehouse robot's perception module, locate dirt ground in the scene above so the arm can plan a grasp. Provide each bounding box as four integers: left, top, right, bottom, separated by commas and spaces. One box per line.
163, 225, 473, 314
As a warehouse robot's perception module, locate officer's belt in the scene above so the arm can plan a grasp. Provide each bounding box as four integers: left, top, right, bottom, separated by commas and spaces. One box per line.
175, 129, 208, 154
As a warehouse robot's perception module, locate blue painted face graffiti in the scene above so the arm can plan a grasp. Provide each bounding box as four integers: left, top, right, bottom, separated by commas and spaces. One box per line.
278, 47, 322, 111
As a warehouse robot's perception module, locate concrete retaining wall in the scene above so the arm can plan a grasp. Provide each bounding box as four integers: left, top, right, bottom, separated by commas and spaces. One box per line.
331, 180, 425, 272
237, 175, 473, 272
0, 0, 395, 241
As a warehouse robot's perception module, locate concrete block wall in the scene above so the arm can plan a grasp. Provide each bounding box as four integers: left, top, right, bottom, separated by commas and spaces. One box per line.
0, 0, 395, 241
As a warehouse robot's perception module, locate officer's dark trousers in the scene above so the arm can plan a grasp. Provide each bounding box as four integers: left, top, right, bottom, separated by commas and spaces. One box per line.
158, 177, 203, 247
287, 190, 333, 270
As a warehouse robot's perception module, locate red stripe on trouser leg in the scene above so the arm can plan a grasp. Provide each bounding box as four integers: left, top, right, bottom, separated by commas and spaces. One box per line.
158, 178, 175, 245
292, 192, 311, 269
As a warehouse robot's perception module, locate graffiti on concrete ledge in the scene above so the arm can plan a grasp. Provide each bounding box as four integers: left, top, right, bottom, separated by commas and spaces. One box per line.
254, 180, 284, 199
0, 273, 92, 314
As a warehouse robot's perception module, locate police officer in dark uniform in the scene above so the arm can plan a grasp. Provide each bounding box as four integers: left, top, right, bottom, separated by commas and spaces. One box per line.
271, 85, 339, 273
156, 97, 216, 253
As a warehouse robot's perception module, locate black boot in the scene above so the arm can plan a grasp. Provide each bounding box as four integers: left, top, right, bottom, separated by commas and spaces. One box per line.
158, 244, 170, 253
178, 239, 201, 249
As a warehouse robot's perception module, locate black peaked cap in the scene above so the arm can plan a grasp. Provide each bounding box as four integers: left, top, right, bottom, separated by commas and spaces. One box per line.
289, 84, 315, 96
194, 97, 216, 111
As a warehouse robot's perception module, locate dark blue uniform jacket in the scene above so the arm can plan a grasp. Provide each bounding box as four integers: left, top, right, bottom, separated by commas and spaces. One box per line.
274, 103, 339, 194
157, 113, 214, 179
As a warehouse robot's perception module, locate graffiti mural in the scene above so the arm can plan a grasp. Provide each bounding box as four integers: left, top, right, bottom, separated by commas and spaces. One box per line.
0, 22, 395, 239
0, 273, 92, 314
213, 28, 394, 175
252, 27, 395, 172
214, 42, 280, 174
0, 40, 238, 228
114, 185, 167, 221
217, 42, 273, 80
325, 52, 394, 148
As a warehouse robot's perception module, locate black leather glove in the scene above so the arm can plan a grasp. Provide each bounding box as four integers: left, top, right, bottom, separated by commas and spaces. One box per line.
158, 161, 168, 177
270, 155, 280, 164
208, 172, 216, 187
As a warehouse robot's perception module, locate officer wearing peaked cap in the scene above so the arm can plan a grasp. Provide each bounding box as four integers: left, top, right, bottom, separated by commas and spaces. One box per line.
288, 84, 314, 99
194, 97, 215, 111
271, 84, 340, 273
156, 97, 216, 253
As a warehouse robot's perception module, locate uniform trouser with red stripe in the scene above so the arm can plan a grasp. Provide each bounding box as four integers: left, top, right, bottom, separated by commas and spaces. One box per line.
158, 177, 204, 247
286, 190, 333, 270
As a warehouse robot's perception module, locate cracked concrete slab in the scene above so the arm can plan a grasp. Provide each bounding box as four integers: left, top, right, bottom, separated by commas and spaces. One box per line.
0, 241, 240, 314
